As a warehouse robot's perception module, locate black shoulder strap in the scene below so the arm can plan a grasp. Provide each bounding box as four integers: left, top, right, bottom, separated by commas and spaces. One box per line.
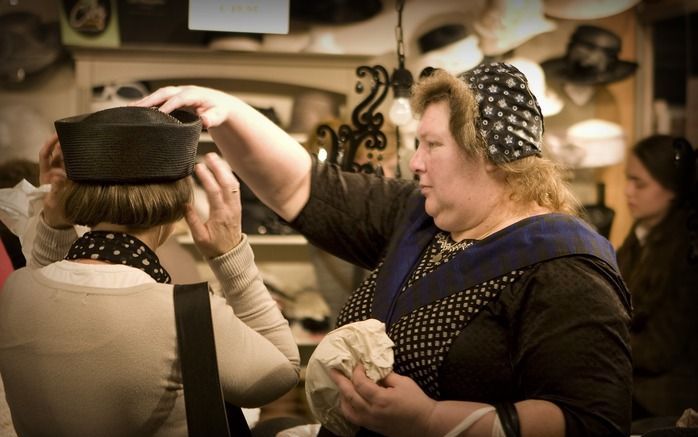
173, 282, 251, 437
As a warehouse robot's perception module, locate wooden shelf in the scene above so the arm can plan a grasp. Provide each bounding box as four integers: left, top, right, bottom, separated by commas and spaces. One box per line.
70, 45, 372, 113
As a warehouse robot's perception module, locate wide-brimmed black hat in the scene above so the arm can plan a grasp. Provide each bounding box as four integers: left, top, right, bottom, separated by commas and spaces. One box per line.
541, 25, 638, 86
0, 12, 63, 84
55, 106, 201, 184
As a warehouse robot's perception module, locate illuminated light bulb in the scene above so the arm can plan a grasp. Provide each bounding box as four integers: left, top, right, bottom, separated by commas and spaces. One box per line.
317, 147, 328, 162
389, 97, 412, 126
389, 67, 414, 127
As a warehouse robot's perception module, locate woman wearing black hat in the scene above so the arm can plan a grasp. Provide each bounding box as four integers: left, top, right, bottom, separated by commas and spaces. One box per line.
0, 108, 300, 436
136, 63, 632, 437
618, 135, 698, 423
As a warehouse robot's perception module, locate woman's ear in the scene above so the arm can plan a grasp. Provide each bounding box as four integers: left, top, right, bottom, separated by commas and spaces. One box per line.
483, 158, 499, 173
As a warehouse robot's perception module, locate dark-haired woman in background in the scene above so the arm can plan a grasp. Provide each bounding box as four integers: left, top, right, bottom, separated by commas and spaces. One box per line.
618, 134, 698, 422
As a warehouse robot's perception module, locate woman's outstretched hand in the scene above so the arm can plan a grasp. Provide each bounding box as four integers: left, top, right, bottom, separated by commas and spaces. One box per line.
38, 133, 71, 229
185, 153, 242, 259
329, 364, 438, 437
131, 85, 236, 129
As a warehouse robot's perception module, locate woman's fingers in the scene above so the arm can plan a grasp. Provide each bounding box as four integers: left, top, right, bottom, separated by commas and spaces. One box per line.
131, 86, 231, 128
130, 86, 182, 110
188, 154, 242, 258
39, 133, 60, 185
194, 160, 224, 211
330, 367, 371, 415
204, 153, 239, 205
183, 203, 206, 243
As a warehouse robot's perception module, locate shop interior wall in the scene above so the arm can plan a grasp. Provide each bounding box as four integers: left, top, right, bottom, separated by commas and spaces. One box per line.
0, 0, 643, 247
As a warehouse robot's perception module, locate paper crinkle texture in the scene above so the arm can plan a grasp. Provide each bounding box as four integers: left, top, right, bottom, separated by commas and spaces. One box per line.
304, 318, 394, 437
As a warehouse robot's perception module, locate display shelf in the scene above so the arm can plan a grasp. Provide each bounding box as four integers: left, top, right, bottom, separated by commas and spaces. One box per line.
70, 45, 372, 113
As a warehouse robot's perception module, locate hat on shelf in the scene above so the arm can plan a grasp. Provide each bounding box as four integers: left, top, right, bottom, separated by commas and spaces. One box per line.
410, 20, 483, 77
506, 57, 563, 117
0, 104, 52, 162
91, 82, 150, 112
208, 32, 264, 51
544, 0, 641, 20
291, 0, 383, 24
55, 107, 202, 184
288, 91, 341, 134
541, 25, 638, 86
547, 118, 625, 168
473, 0, 556, 57
0, 11, 63, 84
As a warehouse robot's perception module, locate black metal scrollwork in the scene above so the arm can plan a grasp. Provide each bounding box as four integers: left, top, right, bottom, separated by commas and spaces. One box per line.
316, 64, 390, 175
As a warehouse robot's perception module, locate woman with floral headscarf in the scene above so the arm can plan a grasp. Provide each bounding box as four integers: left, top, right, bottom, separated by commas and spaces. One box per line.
136, 62, 632, 437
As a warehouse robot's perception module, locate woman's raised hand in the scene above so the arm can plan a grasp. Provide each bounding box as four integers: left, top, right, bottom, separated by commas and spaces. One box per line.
132, 85, 237, 129
185, 153, 242, 259
38, 133, 71, 229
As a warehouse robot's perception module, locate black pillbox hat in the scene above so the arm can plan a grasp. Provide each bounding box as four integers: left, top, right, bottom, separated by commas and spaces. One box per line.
55, 106, 201, 184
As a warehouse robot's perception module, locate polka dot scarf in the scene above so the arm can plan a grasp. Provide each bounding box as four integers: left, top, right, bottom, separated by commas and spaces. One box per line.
65, 231, 171, 283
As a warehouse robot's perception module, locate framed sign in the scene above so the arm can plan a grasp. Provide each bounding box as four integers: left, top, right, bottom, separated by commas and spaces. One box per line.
189, 0, 289, 34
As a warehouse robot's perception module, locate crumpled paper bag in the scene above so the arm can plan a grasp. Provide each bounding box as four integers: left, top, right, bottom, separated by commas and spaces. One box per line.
276, 423, 321, 437
0, 179, 50, 260
304, 319, 394, 437
677, 408, 698, 427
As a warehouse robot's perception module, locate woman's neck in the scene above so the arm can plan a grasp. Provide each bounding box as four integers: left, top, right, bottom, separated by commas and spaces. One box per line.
90, 223, 165, 252
451, 202, 551, 242
637, 212, 668, 232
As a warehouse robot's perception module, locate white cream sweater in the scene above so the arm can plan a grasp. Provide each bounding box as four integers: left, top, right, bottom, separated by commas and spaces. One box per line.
0, 219, 300, 436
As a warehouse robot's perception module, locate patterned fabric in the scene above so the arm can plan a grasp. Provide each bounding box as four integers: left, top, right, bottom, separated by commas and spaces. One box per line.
458, 62, 544, 163
65, 231, 171, 283
293, 158, 633, 437
337, 231, 528, 397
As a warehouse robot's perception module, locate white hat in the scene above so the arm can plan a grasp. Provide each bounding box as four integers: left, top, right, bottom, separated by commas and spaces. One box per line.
409, 19, 483, 77
544, 0, 641, 20
473, 0, 556, 56
505, 57, 563, 117
410, 34, 483, 77
565, 118, 626, 168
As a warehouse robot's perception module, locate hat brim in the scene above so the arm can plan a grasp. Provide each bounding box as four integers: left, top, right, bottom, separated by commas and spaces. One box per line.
541, 57, 638, 86
544, 0, 640, 20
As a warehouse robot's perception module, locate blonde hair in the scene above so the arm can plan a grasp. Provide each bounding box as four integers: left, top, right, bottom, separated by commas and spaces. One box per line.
60, 177, 194, 229
411, 69, 579, 215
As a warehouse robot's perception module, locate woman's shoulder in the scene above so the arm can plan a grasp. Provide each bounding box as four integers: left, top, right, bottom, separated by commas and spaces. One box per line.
517, 255, 630, 313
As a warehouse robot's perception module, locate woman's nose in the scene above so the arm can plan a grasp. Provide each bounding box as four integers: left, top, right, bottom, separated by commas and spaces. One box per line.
409, 143, 424, 174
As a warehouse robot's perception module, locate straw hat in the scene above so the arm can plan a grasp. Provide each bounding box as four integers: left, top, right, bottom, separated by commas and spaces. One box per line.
56, 107, 201, 183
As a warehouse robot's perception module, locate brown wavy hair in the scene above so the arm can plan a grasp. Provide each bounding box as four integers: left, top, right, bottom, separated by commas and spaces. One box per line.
60, 177, 193, 229
411, 69, 579, 215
